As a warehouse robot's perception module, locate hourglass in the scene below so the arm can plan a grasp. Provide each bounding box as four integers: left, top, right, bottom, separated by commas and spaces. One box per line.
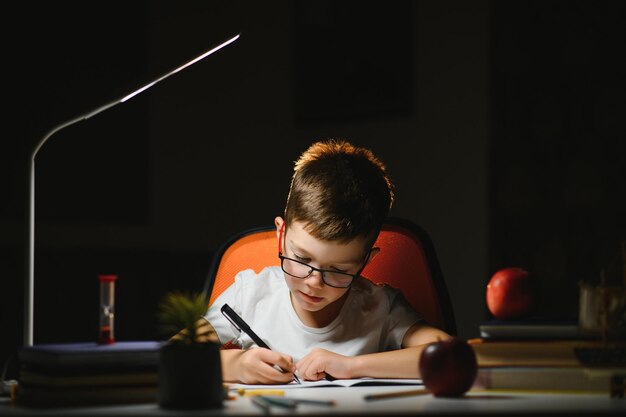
98, 274, 117, 344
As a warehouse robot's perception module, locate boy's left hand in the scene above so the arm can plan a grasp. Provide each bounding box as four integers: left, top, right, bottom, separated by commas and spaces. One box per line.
295, 348, 354, 381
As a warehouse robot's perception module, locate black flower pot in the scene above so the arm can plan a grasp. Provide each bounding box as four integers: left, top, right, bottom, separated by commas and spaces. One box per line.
158, 342, 223, 409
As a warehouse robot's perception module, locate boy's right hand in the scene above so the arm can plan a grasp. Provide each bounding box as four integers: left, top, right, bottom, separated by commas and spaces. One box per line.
235, 348, 296, 384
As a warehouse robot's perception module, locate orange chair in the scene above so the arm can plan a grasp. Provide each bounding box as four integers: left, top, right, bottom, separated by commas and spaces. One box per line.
203, 217, 456, 334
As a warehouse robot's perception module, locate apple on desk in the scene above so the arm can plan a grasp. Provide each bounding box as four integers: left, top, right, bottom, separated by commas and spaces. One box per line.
486, 267, 537, 320
419, 337, 478, 397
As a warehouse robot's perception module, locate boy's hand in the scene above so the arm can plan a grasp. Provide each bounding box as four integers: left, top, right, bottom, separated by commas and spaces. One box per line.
296, 348, 354, 381
236, 348, 296, 384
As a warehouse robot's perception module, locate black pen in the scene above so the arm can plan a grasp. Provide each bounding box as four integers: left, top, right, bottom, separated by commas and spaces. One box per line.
250, 396, 271, 413
256, 396, 297, 409
221, 303, 301, 384
258, 396, 335, 408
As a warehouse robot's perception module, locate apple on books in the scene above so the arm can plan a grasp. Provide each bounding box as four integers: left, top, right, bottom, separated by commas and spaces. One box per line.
483, 267, 590, 340
486, 267, 537, 320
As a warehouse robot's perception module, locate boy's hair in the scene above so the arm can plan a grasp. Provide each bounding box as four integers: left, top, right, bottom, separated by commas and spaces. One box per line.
284, 139, 394, 247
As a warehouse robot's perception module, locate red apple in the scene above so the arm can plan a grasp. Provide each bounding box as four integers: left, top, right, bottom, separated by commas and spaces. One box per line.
418, 337, 477, 397
486, 267, 536, 319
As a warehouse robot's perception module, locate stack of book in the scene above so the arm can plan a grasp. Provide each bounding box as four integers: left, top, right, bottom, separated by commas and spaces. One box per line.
15, 341, 162, 407
470, 317, 626, 393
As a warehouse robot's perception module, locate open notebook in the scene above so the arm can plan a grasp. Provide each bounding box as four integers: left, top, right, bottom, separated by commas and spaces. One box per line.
227, 377, 423, 390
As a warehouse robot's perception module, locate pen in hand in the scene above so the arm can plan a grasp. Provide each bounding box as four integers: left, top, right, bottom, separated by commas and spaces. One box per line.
221, 303, 301, 384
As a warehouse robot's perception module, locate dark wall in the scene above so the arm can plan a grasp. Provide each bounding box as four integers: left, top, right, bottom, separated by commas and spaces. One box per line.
490, 0, 626, 316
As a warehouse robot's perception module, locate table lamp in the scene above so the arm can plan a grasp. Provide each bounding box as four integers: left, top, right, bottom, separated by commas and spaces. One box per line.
24, 33, 240, 347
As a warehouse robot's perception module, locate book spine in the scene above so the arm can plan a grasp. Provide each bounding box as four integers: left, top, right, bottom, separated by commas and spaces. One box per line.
473, 367, 615, 393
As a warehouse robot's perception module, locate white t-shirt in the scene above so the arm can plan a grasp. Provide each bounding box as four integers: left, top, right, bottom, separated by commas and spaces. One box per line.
204, 266, 422, 362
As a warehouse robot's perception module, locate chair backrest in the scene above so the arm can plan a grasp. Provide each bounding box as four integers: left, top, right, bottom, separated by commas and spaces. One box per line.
203, 217, 456, 334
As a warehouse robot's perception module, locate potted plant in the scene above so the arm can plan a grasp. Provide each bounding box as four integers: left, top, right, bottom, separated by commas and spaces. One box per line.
156, 291, 224, 409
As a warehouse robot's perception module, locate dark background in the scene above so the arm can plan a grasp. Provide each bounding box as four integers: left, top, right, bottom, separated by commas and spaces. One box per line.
1, 0, 624, 379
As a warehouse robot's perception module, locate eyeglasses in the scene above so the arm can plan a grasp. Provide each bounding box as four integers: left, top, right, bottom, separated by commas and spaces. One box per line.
277, 222, 370, 288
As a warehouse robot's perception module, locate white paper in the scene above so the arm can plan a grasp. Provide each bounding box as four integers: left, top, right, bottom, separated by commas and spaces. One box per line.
227, 377, 423, 390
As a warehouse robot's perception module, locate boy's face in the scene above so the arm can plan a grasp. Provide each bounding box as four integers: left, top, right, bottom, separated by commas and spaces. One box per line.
275, 217, 372, 316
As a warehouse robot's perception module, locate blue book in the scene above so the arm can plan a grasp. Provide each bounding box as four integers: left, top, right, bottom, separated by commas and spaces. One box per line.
18, 341, 163, 373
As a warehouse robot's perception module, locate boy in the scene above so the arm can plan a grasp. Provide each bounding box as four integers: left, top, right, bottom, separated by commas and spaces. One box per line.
203, 139, 450, 384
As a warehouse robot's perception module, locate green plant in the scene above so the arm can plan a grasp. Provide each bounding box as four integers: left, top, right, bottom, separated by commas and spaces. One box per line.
157, 291, 217, 345
157, 291, 224, 409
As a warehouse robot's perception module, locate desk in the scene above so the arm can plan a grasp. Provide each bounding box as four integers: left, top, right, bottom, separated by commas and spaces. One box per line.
1, 386, 624, 416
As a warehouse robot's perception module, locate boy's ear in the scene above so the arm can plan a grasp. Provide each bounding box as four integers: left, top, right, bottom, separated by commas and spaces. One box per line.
274, 216, 284, 239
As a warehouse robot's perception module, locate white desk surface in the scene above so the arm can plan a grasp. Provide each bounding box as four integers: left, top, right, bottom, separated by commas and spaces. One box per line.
1, 386, 624, 416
